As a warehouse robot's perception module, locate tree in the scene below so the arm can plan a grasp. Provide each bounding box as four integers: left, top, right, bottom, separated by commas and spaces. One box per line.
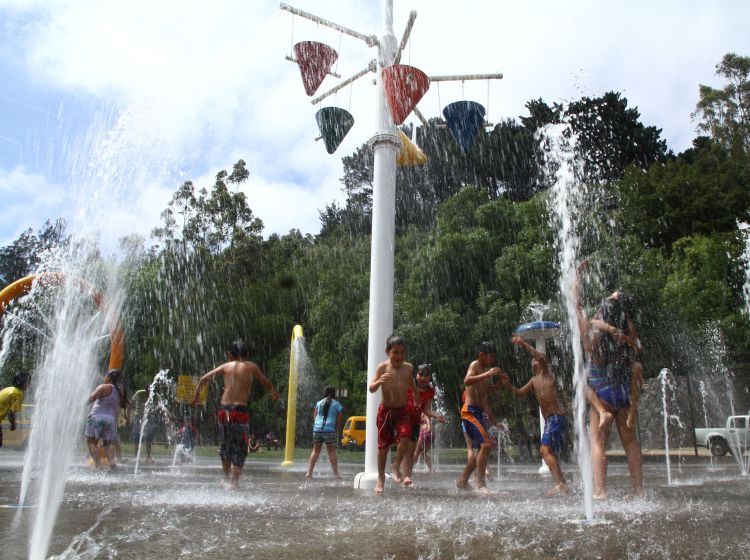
0, 219, 68, 284
693, 53, 750, 153
152, 160, 262, 254
522, 92, 668, 184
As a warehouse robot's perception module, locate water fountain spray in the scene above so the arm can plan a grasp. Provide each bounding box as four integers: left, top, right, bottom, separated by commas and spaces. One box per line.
543, 122, 594, 520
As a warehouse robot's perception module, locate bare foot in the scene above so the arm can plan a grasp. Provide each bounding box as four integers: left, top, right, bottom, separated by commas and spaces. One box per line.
599, 410, 613, 430
593, 491, 607, 500
402, 476, 412, 486
391, 465, 403, 484
305, 473, 312, 479
375, 476, 385, 494
624, 489, 646, 501
626, 409, 637, 429
333, 473, 342, 480
546, 483, 570, 497
455, 479, 472, 491
475, 485, 495, 496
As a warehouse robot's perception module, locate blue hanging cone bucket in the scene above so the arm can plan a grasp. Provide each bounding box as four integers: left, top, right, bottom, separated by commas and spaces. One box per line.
442, 101, 485, 154
315, 107, 354, 154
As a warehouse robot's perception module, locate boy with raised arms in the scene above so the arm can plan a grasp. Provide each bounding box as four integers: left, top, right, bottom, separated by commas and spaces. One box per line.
192, 339, 279, 489
368, 334, 419, 494
503, 335, 569, 496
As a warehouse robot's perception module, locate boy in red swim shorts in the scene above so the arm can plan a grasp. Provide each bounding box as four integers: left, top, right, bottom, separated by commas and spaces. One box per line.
192, 339, 279, 489
368, 335, 419, 493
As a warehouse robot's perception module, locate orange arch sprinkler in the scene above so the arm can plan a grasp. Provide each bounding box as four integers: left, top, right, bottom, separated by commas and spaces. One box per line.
0, 273, 124, 371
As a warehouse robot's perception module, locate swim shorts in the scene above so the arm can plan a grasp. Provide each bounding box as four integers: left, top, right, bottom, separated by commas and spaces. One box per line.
418, 428, 434, 445
312, 430, 338, 445
589, 364, 631, 410
541, 414, 567, 457
85, 414, 117, 442
218, 405, 250, 468
461, 404, 490, 448
376, 404, 412, 449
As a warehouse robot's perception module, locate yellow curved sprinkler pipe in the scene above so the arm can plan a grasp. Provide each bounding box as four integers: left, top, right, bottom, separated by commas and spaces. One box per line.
0, 273, 125, 370
282, 324, 304, 467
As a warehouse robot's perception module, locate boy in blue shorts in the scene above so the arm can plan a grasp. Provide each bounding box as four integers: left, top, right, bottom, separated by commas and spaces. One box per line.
503, 335, 569, 496
456, 342, 502, 494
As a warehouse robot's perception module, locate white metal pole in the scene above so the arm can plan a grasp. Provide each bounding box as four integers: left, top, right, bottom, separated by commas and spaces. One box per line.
535, 338, 550, 474
354, 0, 400, 490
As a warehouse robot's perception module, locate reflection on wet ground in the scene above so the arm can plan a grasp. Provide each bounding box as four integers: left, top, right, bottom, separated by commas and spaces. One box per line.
1, 452, 748, 559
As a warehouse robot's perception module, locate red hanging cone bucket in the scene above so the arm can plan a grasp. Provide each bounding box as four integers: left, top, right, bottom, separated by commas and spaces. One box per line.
381, 64, 430, 125
294, 41, 338, 96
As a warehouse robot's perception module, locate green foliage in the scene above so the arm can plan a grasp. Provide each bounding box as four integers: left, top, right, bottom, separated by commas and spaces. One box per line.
619, 139, 750, 249
693, 53, 750, 153
3, 55, 750, 435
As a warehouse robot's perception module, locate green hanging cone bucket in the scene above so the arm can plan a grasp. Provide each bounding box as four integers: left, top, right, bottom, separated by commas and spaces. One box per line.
315, 107, 354, 154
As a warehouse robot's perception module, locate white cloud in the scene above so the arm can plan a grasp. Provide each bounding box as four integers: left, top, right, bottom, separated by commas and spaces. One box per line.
0, 166, 66, 243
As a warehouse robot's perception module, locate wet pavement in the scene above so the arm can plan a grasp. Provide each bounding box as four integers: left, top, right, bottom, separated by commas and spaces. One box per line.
1, 448, 748, 559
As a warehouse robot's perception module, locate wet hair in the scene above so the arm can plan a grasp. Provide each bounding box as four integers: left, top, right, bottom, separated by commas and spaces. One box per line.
321, 385, 336, 424
12, 371, 31, 390
475, 341, 496, 357
105, 369, 121, 384
385, 334, 406, 351
601, 297, 628, 331
417, 364, 431, 377
229, 339, 250, 359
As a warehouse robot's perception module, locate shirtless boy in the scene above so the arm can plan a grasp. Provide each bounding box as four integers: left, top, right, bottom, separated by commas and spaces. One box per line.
368, 335, 418, 494
192, 339, 279, 489
456, 341, 502, 494
504, 335, 569, 496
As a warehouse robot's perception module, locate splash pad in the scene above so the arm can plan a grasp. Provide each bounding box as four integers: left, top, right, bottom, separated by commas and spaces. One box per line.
1, 453, 748, 558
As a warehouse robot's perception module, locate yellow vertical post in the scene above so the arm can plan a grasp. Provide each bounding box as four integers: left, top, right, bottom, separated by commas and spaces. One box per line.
282, 324, 304, 467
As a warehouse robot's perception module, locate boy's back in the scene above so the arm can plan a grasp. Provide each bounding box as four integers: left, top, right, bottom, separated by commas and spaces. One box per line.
218, 360, 260, 405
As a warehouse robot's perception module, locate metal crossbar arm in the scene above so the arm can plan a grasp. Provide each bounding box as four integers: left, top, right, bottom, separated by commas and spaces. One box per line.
413, 107, 429, 127
280, 3, 379, 47
311, 60, 377, 105
393, 11, 417, 65
429, 73, 504, 82
284, 55, 342, 79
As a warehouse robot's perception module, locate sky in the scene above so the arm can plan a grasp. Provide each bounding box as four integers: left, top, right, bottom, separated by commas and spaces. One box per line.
0, 0, 748, 252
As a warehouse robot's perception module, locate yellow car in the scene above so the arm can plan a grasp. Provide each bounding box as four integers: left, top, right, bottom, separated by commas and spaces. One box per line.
341, 415, 366, 451
2, 404, 34, 450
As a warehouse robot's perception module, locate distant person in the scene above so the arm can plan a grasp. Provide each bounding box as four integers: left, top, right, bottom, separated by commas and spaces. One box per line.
455, 341, 502, 494
131, 386, 156, 464
85, 369, 125, 469
305, 386, 343, 479
191, 339, 279, 490
575, 260, 644, 499
528, 415, 540, 459
414, 412, 439, 472
264, 430, 280, 451
175, 415, 198, 463
247, 433, 262, 453
502, 336, 569, 496
392, 363, 445, 478
0, 371, 31, 448
511, 415, 532, 463
368, 334, 419, 493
